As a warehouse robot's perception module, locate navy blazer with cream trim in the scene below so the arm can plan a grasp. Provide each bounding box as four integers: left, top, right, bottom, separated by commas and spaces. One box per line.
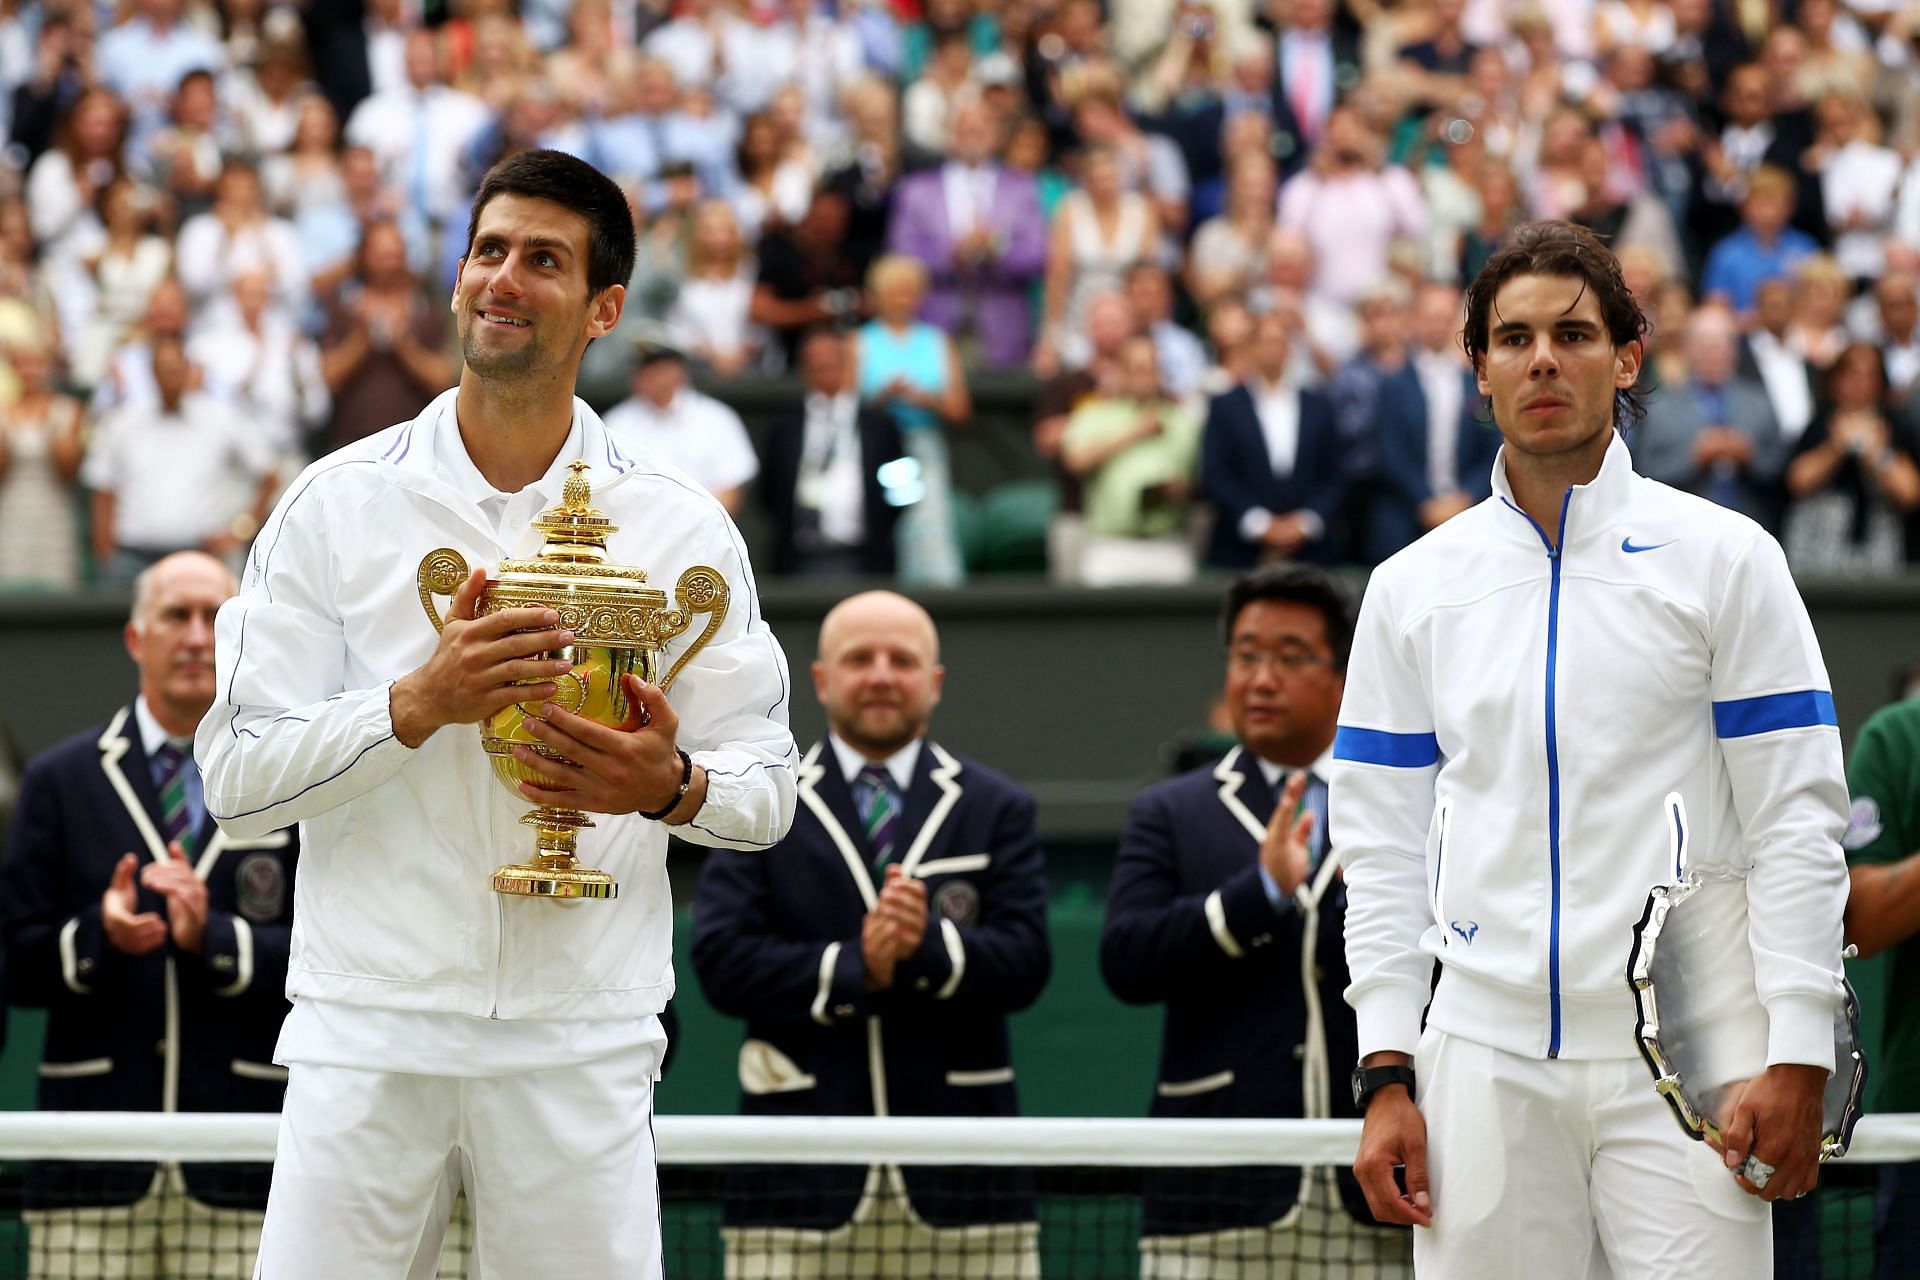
0, 703, 299, 1209
1101, 745, 1382, 1234
691, 737, 1050, 1229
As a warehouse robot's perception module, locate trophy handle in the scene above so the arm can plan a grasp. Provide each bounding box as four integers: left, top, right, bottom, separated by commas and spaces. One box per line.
656, 566, 730, 693
417, 548, 472, 633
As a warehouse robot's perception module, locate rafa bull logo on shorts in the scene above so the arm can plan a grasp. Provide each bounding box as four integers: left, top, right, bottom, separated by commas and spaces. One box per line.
235, 852, 287, 923
933, 879, 981, 927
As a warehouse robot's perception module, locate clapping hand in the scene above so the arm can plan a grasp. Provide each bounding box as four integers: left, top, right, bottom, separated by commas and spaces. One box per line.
861, 865, 928, 991
1259, 770, 1315, 897
140, 842, 209, 954
102, 853, 167, 956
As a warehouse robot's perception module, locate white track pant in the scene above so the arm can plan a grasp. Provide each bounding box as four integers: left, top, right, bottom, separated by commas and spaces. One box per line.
252, 1043, 661, 1280
1412, 1027, 1771, 1280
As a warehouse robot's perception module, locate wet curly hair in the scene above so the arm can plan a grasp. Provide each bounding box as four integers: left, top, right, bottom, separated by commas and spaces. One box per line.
1461, 221, 1652, 430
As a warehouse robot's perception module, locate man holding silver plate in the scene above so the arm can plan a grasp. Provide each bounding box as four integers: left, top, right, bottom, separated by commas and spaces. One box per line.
1331, 221, 1852, 1278
196, 150, 797, 1278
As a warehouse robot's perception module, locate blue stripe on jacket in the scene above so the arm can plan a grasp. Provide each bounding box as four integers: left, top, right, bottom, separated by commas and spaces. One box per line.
1332, 727, 1441, 768
1712, 690, 1838, 739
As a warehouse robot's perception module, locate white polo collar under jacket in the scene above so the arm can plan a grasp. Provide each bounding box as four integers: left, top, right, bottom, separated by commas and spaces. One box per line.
377, 389, 646, 549
1488, 429, 1638, 553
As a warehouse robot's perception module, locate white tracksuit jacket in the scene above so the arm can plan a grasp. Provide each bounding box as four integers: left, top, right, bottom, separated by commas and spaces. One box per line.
1331, 434, 1849, 1069
196, 391, 797, 1022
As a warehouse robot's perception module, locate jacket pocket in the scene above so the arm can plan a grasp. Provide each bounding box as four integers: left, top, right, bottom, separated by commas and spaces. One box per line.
1431, 795, 1454, 946
739, 1039, 818, 1095
1156, 1069, 1234, 1098
231, 1059, 290, 1083
945, 1067, 1015, 1087
38, 1057, 112, 1080
1665, 791, 1689, 883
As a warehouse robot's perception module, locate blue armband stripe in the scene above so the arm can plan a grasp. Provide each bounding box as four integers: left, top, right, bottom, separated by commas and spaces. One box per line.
1333, 726, 1440, 768
1712, 690, 1837, 739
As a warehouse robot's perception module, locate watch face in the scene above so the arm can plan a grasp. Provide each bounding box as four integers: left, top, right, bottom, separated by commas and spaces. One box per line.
1351, 1065, 1368, 1108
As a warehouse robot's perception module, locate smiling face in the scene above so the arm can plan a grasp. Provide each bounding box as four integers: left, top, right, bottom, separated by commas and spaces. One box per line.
1474, 273, 1640, 465
453, 193, 622, 383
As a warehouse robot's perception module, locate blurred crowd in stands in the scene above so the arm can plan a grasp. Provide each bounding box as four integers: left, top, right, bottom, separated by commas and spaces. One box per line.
1, 0, 1919, 593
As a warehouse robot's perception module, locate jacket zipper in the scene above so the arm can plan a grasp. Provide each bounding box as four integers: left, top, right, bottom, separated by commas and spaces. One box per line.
490, 895, 506, 1019
1505, 488, 1574, 1058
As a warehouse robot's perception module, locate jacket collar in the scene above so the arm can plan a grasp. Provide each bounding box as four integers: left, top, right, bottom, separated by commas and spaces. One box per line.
797, 738, 965, 907
1215, 742, 1344, 909
1212, 744, 1275, 845
97, 705, 275, 879
380, 389, 645, 544
1489, 429, 1637, 552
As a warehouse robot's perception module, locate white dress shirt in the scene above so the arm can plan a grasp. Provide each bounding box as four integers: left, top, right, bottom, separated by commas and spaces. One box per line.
1822, 140, 1904, 279
941, 163, 998, 241
602, 388, 760, 498
1236, 376, 1324, 544
1746, 330, 1816, 445
829, 732, 922, 794
1414, 348, 1465, 495
799, 389, 866, 549
82, 394, 278, 551
1252, 375, 1301, 478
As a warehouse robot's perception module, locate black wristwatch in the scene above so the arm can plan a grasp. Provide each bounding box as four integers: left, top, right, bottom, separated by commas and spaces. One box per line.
638, 749, 693, 822
1351, 1063, 1417, 1113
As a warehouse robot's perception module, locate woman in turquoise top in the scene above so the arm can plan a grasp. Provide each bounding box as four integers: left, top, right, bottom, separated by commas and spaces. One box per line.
855, 255, 971, 585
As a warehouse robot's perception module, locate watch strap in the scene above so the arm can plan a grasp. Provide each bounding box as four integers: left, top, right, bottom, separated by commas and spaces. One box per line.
1354, 1064, 1417, 1112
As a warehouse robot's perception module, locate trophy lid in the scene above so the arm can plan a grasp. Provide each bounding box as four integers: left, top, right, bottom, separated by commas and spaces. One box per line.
492, 460, 659, 603
527, 460, 618, 564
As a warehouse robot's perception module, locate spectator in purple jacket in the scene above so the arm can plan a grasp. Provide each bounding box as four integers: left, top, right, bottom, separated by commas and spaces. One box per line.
885, 100, 1047, 369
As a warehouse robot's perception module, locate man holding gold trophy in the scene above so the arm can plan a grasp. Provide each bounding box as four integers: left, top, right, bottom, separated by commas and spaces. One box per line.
196, 150, 797, 1278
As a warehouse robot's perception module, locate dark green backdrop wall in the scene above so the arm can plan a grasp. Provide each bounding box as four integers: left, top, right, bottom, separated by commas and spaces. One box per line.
3, 578, 1916, 1117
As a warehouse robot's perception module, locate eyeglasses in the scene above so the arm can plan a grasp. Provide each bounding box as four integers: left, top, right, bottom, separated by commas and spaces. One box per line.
1228, 647, 1336, 675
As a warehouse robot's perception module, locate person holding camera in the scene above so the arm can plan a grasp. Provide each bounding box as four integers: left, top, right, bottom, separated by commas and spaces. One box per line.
1782, 342, 1920, 572
751, 188, 864, 368
1275, 106, 1428, 308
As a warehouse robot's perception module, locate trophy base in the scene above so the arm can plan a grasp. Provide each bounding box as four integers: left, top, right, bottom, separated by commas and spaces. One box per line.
491, 807, 618, 899
492, 862, 619, 899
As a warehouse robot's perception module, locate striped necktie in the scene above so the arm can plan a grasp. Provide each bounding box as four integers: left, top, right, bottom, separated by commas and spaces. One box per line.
152, 742, 196, 856
854, 763, 902, 875
1303, 772, 1329, 869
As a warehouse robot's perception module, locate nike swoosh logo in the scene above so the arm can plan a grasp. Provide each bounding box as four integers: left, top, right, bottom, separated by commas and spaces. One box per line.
1621, 537, 1676, 554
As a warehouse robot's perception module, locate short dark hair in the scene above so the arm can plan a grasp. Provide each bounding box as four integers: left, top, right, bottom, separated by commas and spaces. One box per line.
464, 149, 635, 298
1221, 565, 1357, 671
1462, 220, 1651, 429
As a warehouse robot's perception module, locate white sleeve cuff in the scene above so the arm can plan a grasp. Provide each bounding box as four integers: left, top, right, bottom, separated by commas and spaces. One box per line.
810, 942, 841, 1027
1203, 889, 1245, 958
59, 916, 90, 995
1237, 507, 1274, 543
215, 917, 254, 998
1353, 984, 1431, 1059
1765, 992, 1838, 1074
1292, 509, 1324, 541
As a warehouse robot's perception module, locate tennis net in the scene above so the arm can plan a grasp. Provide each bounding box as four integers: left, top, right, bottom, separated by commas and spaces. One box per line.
0, 1112, 1913, 1277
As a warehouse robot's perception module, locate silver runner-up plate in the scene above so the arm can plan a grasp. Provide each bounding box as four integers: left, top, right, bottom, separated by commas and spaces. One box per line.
1627, 873, 1867, 1163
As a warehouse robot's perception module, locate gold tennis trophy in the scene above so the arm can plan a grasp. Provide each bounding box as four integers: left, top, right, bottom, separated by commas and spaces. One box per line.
417, 461, 729, 900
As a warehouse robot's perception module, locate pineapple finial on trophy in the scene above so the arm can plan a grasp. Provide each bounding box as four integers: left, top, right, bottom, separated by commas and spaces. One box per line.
562, 459, 592, 513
